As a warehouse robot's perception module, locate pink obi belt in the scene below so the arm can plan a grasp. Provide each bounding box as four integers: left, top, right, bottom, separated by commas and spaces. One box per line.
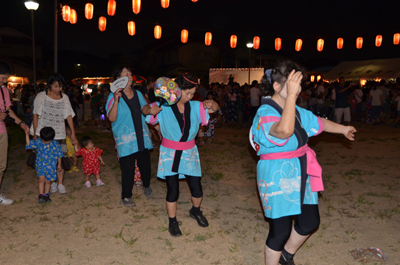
161, 138, 195, 150
260, 144, 324, 192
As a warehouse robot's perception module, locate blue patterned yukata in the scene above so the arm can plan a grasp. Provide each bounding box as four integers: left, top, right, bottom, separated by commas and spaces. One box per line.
252, 101, 324, 219
26, 139, 63, 181
146, 100, 209, 179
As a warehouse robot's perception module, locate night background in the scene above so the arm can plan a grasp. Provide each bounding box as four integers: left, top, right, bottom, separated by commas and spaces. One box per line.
1, 0, 400, 81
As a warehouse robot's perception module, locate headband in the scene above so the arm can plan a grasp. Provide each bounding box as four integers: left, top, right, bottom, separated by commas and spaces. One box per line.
182, 73, 198, 85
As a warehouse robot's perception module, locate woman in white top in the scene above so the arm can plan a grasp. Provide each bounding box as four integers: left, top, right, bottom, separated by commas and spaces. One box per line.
32, 73, 78, 194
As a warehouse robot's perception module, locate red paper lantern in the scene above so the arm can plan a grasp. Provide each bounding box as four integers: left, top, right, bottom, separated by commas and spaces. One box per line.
98, 16, 107, 32
356, 37, 363, 49
192, 0, 198, 2
295, 39, 302, 52
181, 29, 188, 43
317, 39, 324, 52
70, 9, 77, 24
205, 32, 212, 46
375, 35, 382, 47
154, 25, 162, 39
230, 35, 237, 48
62, 5, 70, 22
127, 21, 135, 36
337, 37, 344, 49
394, 33, 400, 45
132, 0, 141, 14
275, 38, 282, 51
161, 0, 169, 8
253, 36, 260, 50
107, 0, 116, 16
85, 3, 94, 20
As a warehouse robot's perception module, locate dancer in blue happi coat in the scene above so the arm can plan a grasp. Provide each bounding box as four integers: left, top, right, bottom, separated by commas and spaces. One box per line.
146, 73, 219, 237
250, 60, 356, 265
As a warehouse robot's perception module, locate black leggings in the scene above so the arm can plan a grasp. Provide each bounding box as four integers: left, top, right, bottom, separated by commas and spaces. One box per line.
266, 204, 320, 251
119, 150, 151, 199
165, 174, 203, 202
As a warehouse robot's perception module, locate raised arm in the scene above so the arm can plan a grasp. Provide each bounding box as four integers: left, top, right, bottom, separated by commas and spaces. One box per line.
203, 99, 219, 114
269, 70, 302, 139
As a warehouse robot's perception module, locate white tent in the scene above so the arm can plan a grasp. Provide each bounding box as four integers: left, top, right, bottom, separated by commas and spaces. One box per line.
323, 58, 400, 81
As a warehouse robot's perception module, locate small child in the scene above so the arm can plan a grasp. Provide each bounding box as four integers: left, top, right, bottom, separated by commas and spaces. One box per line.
204, 111, 220, 144
75, 136, 105, 187
26, 127, 63, 203
65, 122, 79, 172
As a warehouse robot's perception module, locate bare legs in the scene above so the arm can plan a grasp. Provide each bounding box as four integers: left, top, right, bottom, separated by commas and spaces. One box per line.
38, 176, 51, 194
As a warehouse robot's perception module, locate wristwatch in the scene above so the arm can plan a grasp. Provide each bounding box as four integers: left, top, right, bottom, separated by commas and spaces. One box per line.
18, 121, 24, 126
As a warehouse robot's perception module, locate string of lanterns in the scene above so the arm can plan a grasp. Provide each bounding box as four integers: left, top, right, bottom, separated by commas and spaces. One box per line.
61, 1, 400, 51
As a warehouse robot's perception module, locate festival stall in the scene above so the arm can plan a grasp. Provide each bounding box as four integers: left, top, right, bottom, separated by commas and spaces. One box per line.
209, 68, 264, 85
7, 76, 29, 88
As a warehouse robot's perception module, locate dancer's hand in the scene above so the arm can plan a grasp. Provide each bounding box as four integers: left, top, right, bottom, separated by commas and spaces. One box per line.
286, 70, 303, 97
114, 88, 123, 101
149, 105, 162, 115
203, 100, 213, 109
343, 126, 357, 141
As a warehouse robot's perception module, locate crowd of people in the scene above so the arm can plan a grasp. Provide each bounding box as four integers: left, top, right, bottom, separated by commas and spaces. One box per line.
0, 57, 397, 265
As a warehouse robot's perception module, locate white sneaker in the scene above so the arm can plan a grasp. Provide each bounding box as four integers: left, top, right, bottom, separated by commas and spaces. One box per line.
50, 183, 58, 194
0, 193, 13, 205
57, 184, 67, 194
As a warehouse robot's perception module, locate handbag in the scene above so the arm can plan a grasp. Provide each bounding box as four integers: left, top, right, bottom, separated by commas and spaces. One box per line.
60, 157, 71, 171
26, 149, 37, 169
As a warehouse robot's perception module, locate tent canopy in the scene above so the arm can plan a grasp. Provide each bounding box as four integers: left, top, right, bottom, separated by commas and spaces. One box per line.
323, 58, 400, 81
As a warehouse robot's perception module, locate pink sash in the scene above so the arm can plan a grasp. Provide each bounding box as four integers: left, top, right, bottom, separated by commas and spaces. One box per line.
260, 144, 324, 192
161, 138, 195, 150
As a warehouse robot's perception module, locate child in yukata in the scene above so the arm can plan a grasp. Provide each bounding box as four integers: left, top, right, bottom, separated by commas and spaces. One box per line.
75, 136, 105, 188
26, 127, 63, 203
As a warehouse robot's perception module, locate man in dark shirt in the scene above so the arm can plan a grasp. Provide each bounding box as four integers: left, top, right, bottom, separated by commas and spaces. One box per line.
334, 77, 354, 125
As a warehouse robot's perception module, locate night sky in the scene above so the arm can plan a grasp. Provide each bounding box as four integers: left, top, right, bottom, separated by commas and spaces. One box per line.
2, 0, 400, 68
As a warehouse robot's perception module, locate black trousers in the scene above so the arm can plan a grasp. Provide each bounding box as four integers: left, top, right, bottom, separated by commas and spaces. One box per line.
119, 149, 151, 199
266, 204, 320, 251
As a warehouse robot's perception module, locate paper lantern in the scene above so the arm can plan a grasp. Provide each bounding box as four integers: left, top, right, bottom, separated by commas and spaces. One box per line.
62, 5, 70, 22
192, 0, 198, 2
337, 37, 344, 49
394, 33, 400, 45
253, 36, 260, 49
70, 9, 77, 24
375, 35, 382, 47
181, 29, 188, 43
230, 35, 237, 48
107, 0, 116, 16
295, 39, 303, 52
205, 32, 212, 46
317, 75, 321, 82
132, 0, 141, 14
275, 38, 282, 51
154, 25, 162, 39
85, 3, 94, 20
356, 37, 363, 49
317, 39, 324, 52
127, 21, 135, 36
98, 16, 107, 32
161, 0, 169, 8
310, 75, 315, 82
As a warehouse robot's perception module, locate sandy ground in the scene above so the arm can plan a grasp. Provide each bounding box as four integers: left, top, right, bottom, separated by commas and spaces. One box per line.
0, 122, 399, 265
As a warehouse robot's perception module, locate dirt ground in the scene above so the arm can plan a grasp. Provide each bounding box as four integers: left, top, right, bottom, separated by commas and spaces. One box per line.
0, 122, 399, 265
